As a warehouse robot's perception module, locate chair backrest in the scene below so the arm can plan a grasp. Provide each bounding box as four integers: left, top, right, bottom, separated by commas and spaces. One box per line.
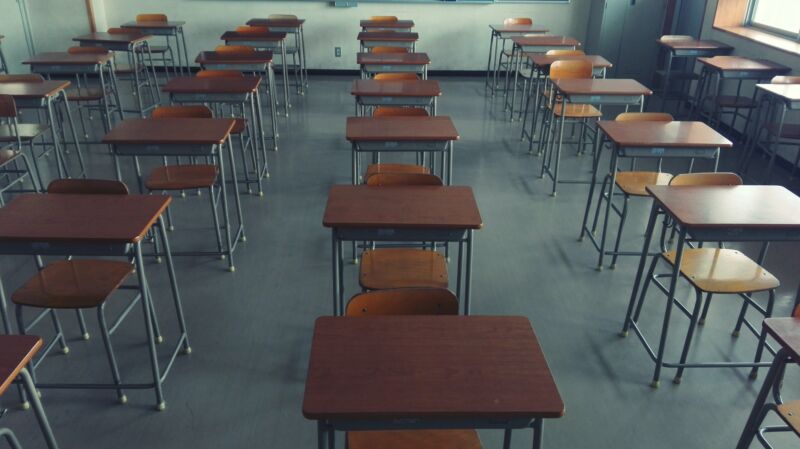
136, 13, 168, 23
215, 45, 255, 55
0, 74, 44, 83
504, 17, 532, 26
373, 73, 419, 81
660, 35, 694, 41
372, 46, 408, 55
669, 172, 743, 186
108, 27, 141, 36
235, 25, 269, 34
549, 59, 593, 80
771, 76, 800, 84
67, 46, 110, 55
346, 288, 459, 316
47, 179, 129, 195
369, 16, 398, 23
0, 95, 17, 118
373, 106, 428, 117
615, 112, 674, 122
546, 49, 586, 56
268, 14, 298, 20
151, 105, 213, 119
196, 69, 244, 79
366, 172, 443, 186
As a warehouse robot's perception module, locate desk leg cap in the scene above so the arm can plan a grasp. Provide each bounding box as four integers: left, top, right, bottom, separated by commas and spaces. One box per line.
61, 346, 70, 355
156, 402, 166, 411
609, 264, 617, 270
180, 191, 186, 198
596, 265, 603, 272
619, 331, 628, 338
82, 333, 91, 341
650, 380, 660, 389
155, 257, 162, 264
156, 336, 164, 344
220, 255, 226, 260
673, 377, 682, 385
241, 236, 247, 242
749, 371, 758, 380
259, 191, 265, 197
550, 192, 557, 197
183, 347, 192, 355
732, 331, 740, 338
169, 226, 175, 232
20, 401, 30, 410
228, 266, 236, 273
119, 395, 128, 404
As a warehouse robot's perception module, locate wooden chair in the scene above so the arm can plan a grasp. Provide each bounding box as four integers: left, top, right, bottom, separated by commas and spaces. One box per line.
371, 46, 408, 55
136, 13, 168, 22
12, 179, 144, 405
373, 73, 419, 81
369, 16, 399, 23
64, 47, 114, 137
519, 50, 587, 123
365, 107, 430, 178
495, 18, 533, 88
106, 27, 162, 105
0, 94, 43, 202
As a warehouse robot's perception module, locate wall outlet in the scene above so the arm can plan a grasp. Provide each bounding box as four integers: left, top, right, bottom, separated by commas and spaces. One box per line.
335, 47, 342, 57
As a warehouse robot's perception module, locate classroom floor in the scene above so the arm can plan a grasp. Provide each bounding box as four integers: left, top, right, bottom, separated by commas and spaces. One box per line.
1, 75, 798, 449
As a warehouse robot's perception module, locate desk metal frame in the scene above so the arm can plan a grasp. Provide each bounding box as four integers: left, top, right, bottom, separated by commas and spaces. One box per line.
350, 139, 454, 185
741, 86, 800, 183
224, 38, 290, 116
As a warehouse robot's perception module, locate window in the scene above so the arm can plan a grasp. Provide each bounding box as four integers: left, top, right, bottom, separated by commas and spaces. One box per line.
749, 0, 800, 39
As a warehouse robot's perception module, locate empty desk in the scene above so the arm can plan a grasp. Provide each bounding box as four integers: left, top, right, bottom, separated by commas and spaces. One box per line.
655, 38, 732, 111
351, 78, 441, 115
743, 82, 800, 182
486, 23, 549, 93
358, 52, 430, 79
121, 19, 189, 75
246, 18, 307, 90
221, 30, 291, 112
357, 31, 418, 52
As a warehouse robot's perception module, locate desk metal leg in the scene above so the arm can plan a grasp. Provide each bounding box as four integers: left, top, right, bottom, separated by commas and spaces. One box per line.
18, 368, 59, 449
156, 215, 191, 354
331, 231, 342, 316
133, 241, 166, 410
45, 99, 67, 178
485, 31, 496, 90
735, 348, 790, 449
765, 102, 787, 183
531, 419, 544, 449
597, 151, 620, 270
267, 64, 280, 143
464, 230, 474, 315
621, 203, 660, 336
661, 52, 673, 112
579, 130, 603, 241
59, 92, 86, 178
281, 41, 290, 117
216, 143, 236, 272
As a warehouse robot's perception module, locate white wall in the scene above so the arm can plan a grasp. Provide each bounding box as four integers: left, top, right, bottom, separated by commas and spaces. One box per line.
97, 0, 592, 71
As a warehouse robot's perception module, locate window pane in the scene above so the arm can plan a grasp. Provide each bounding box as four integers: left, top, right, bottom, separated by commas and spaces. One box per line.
752, 0, 800, 34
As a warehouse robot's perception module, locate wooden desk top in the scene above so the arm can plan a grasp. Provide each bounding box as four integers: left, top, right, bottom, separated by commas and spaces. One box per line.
756, 83, 800, 102
121, 21, 186, 29
490, 24, 550, 34
221, 31, 287, 42
529, 54, 612, 69
764, 317, 800, 361
553, 79, 652, 96
23, 51, 113, 65
302, 316, 563, 420
74, 32, 151, 45
0, 80, 71, 99
323, 185, 481, 230
196, 51, 273, 65
361, 19, 415, 29
0, 336, 42, 397
511, 35, 580, 47
646, 185, 800, 229
598, 121, 732, 149
103, 118, 236, 146
697, 56, 791, 73
246, 18, 306, 28
351, 79, 441, 97
357, 52, 430, 65
0, 194, 170, 244
656, 38, 733, 52
357, 31, 419, 42
162, 76, 261, 94
346, 116, 458, 141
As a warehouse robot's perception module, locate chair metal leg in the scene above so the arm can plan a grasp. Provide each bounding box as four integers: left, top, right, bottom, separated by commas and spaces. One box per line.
18, 368, 60, 449
97, 304, 126, 404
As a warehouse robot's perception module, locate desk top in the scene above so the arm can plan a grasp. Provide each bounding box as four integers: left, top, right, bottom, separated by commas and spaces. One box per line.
697, 56, 791, 74
196, 51, 273, 65
221, 31, 287, 42
347, 116, 458, 141
351, 79, 441, 97
598, 121, 732, 149
302, 316, 563, 420
247, 18, 306, 28
103, 118, 236, 145
764, 317, 800, 361
323, 185, 482, 230
361, 19, 415, 29
23, 52, 113, 65
511, 35, 580, 47
756, 83, 800, 103
357, 52, 430, 65
529, 54, 613, 69
0, 194, 170, 244
0, 336, 42, 397
121, 21, 186, 29
74, 32, 151, 45
358, 31, 419, 42
553, 79, 652, 96
647, 185, 800, 229
656, 38, 733, 52
162, 76, 261, 94
490, 24, 550, 34
0, 80, 70, 99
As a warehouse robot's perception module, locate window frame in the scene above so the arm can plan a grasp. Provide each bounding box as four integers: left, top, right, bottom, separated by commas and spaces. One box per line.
746, 0, 800, 41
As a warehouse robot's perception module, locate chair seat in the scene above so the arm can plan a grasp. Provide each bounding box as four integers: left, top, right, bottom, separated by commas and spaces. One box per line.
662, 248, 780, 294
365, 163, 430, 179
349, 430, 482, 449
146, 165, 218, 190
615, 171, 673, 196
0, 124, 50, 142
777, 400, 800, 436
66, 87, 105, 102
360, 248, 448, 290
550, 103, 602, 118
765, 123, 800, 140
716, 95, 756, 109
12, 260, 133, 309
0, 149, 20, 165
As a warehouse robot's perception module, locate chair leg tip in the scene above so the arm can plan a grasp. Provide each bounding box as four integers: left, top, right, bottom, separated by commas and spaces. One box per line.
240, 236, 247, 242
156, 402, 166, 411
61, 346, 70, 355
155, 257, 162, 264
609, 264, 617, 270
732, 331, 740, 338
550, 192, 557, 197
20, 401, 30, 410
168, 226, 175, 232
698, 319, 706, 325
596, 265, 603, 272
673, 376, 682, 385
156, 336, 164, 344
650, 380, 660, 389
749, 371, 758, 380
220, 255, 227, 260
259, 191, 265, 197
228, 266, 236, 272
119, 395, 128, 404
183, 346, 192, 355
82, 333, 90, 340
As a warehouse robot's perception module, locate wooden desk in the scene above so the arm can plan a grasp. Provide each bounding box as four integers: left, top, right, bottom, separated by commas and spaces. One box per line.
745, 83, 800, 182
246, 18, 307, 88
580, 121, 732, 269
360, 19, 415, 31
303, 316, 563, 449
103, 118, 245, 268
655, 38, 732, 111
221, 30, 292, 111
357, 52, 430, 79
357, 31, 419, 52
121, 20, 189, 74
486, 24, 550, 91
0, 335, 59, 449
0, 193, 188, 410
350, 79, 441, 115
346, 116, 459, 184
73, 32, 152, 51
620, 185, 800, 386
323, 185, 482, 315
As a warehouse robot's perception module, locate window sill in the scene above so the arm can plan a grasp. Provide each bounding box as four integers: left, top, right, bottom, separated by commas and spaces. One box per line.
714, 26, 800, 57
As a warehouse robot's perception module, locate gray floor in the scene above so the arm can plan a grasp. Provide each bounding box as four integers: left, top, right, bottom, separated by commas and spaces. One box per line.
1, 75, 799, 449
